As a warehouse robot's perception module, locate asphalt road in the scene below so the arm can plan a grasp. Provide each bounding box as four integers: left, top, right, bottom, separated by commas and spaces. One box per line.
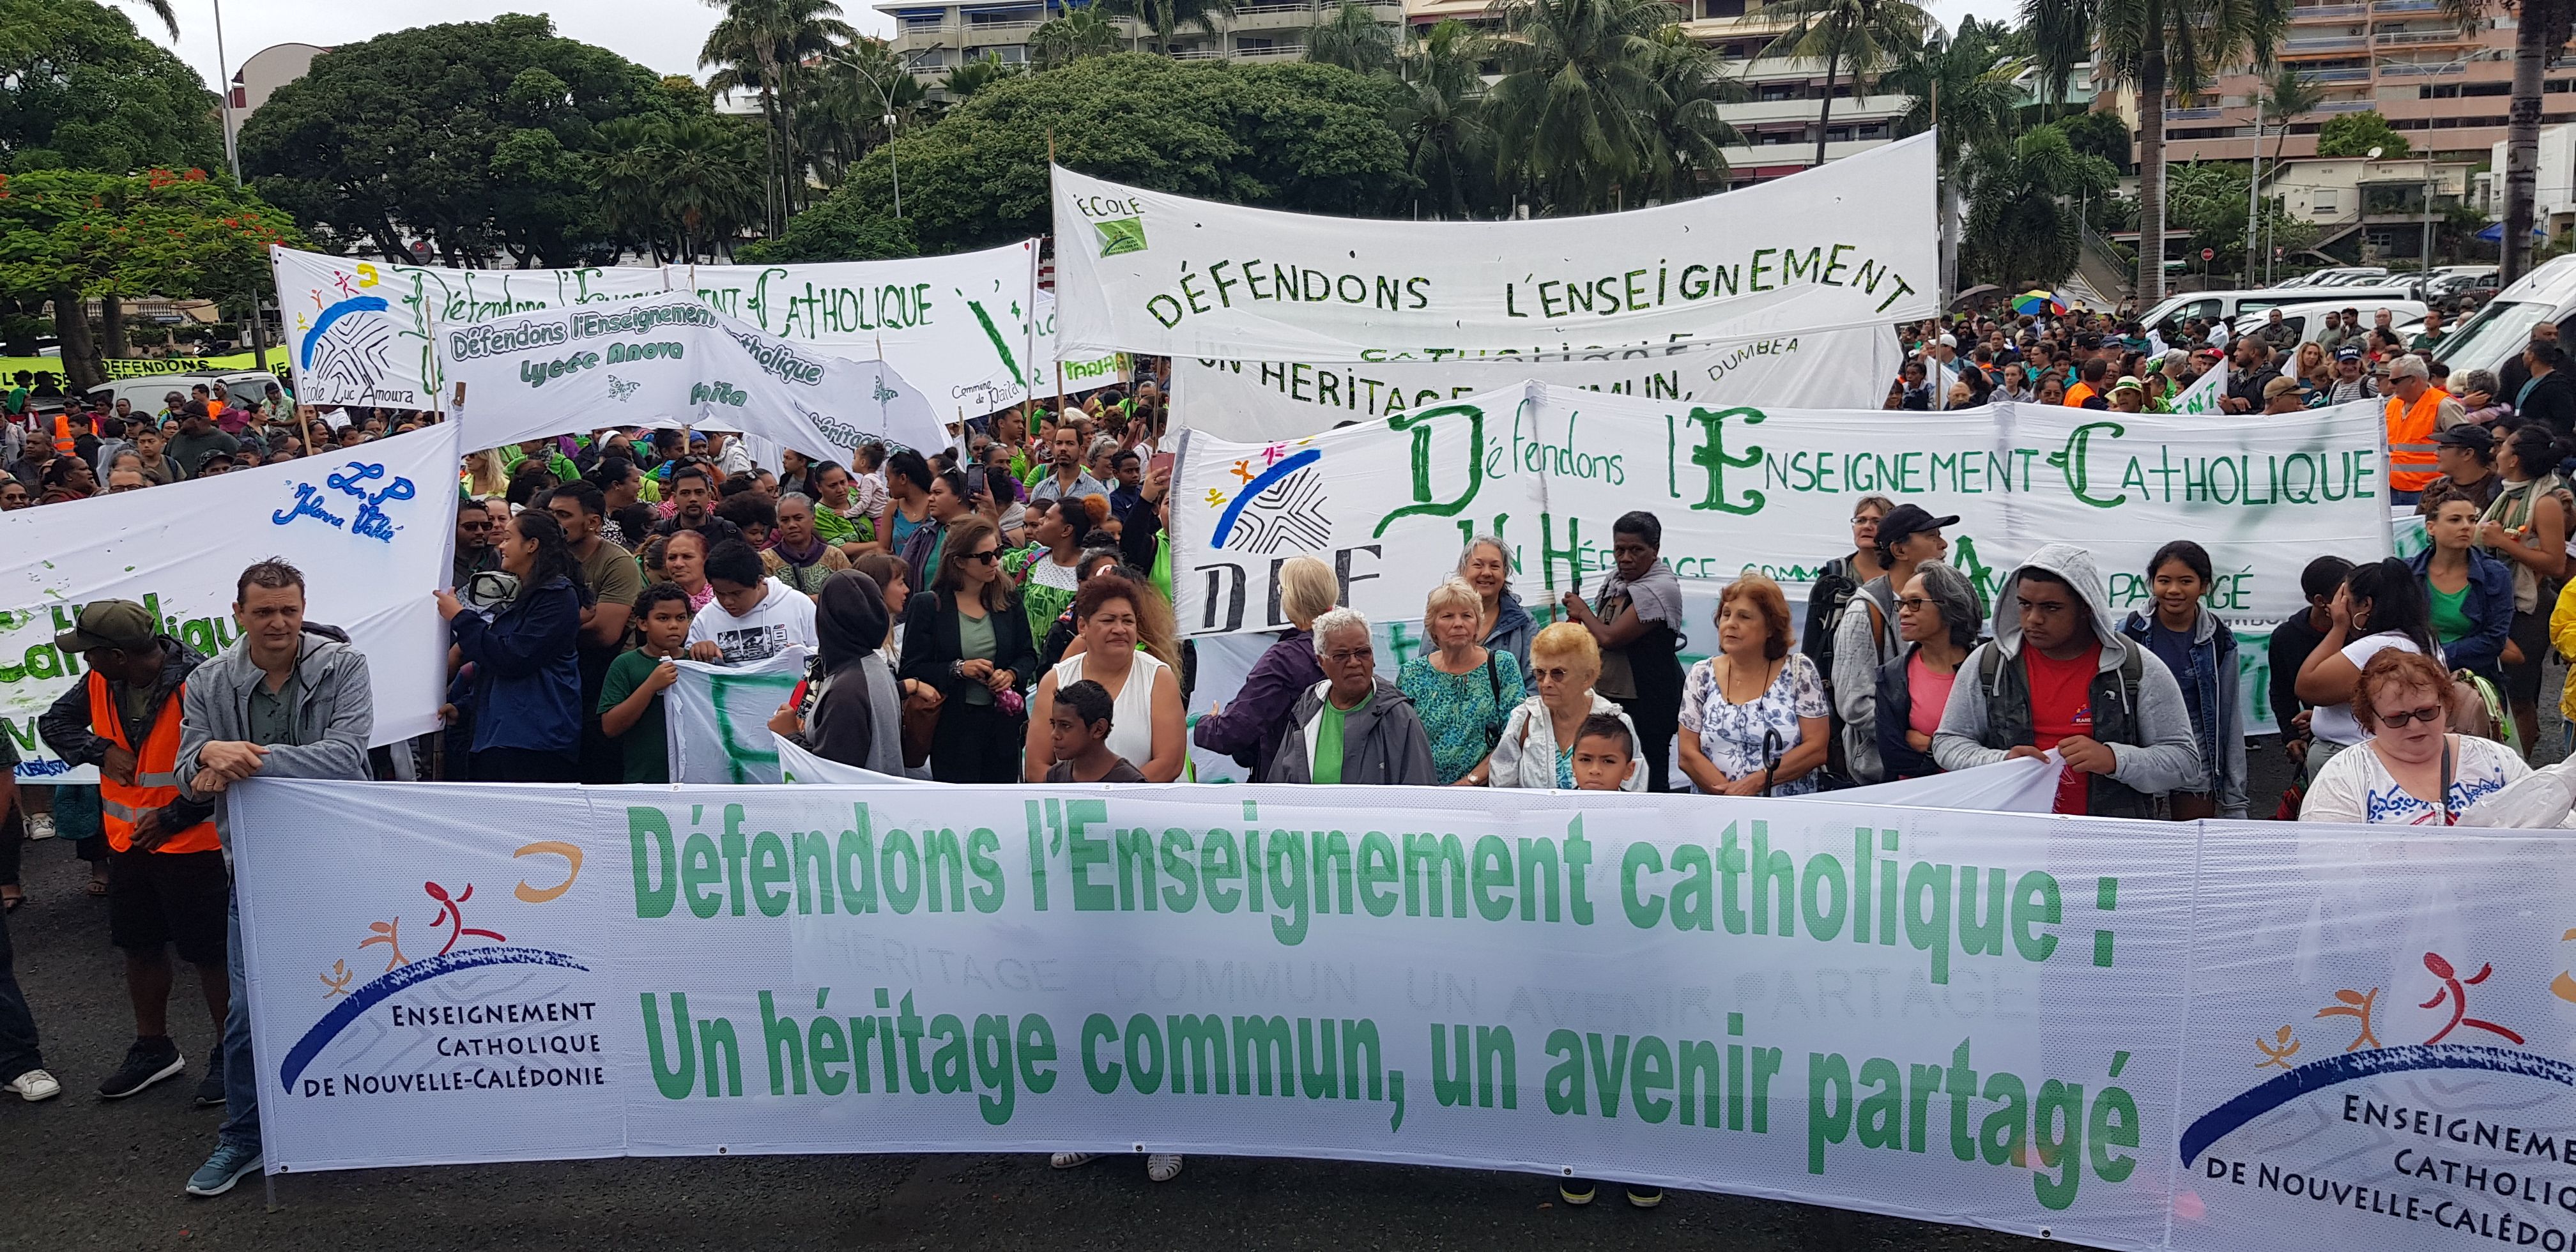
1, 701, 2560, 1251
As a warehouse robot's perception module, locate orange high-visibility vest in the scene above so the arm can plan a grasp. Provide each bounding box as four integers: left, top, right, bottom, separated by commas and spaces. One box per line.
86, 670, 218, 855
50, 413, 72, 455
2064, 381, 2097, 408
2384, 390, 2443, 493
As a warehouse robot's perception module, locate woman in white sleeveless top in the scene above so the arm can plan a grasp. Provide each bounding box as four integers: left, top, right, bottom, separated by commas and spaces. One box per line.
1022, 572, 1186, 781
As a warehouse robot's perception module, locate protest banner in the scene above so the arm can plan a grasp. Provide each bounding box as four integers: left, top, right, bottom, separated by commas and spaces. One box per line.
271, 247, 671, 410
670, 242, 1043, 418
1167, 387, 2394, 733
0, 349, 294, 384
664, 649, 809, 784
1170, 326, 1902, 441
232, 776, 2576, 1250
439, 296, 945, 462
0, 424, 458, 781
1032, 290, 1126, 396
1051, 136, 1935, 363
2169, 361, 2227, 416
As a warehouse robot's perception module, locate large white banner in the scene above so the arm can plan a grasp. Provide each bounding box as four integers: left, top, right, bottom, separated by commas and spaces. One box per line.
1167, 388, 2394, 732
664, 649, 808, 784
1173, 327, 1903, 441
233, 778, 2576, 1249
1, 424, 457, 781
440, 296, 946, 461
1051, 136, 1937, 362
272, 247, 670, 410
670, 242, 1041, 418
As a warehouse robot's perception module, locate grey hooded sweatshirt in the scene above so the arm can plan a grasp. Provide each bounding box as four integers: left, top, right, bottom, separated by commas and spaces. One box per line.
1266, 676, 1439, 786
176, 625, 374, 847
1931, 544, 2205, 816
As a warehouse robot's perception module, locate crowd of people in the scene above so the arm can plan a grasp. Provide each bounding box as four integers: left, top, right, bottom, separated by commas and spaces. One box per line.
7, 294, 2576, 1213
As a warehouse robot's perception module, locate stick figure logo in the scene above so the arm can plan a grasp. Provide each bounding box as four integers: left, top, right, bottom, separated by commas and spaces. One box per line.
2419, 950, 2525, 1046
424, 880, 507, 958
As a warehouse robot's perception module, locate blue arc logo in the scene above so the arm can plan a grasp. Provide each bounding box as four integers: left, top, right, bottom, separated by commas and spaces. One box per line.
279, 946, 590, 1088
1210, 448, 1322, 549
2181, 1043, 2576, 1166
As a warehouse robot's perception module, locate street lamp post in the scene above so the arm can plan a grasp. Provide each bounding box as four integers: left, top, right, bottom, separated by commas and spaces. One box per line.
210, 0, 273, 374
827, 51, 904, 220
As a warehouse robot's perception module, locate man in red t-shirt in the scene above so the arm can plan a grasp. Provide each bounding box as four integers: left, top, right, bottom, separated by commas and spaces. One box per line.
1926, 544, 2205, 819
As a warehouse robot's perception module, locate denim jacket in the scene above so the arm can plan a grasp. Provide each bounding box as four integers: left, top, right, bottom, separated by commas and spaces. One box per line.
2404, 546, 2515, 677
2115, 607, 2246, 817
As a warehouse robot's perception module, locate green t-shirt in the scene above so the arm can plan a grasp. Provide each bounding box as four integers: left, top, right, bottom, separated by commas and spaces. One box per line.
956, 609, 997, 706
597, 648, 671, 783
1313, 689, 1370, 785
2428, 580, 2475, 645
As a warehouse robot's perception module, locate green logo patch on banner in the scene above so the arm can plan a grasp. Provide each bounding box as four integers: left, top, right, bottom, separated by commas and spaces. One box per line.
1094, 217, 1148, 257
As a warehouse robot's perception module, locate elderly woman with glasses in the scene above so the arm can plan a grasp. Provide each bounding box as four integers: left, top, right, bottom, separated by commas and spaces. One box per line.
2301, 650, 2527, 825
1486, 622, 1644, 790
1873, 562, 1981, 782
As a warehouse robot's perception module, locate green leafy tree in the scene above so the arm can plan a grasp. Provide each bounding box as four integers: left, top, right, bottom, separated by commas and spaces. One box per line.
699, 0, 857, 222
785, 53, 1413, 254
0, 167, 305, 388
1882, 16, 2026, 298
1759, 0, 1931, 167
1484, 0, 1673, 215
1633, 27, 1740, 205
1961, 125, 2117, 293
2055, 109, 2131, 174
2027, 0, 2290, 305
597, 113, 767, 262
2163, 158, 2315, 280
736, 194, 918, 263
0, 0, 223, 174
2313, 109, 2410, 158
240, 15, 702, 268
1029, 9, 1124, 69
1305, 1, 1400, 76
1389, 20, 1494, 218
1094, 0, 1239, 55
946, 51, 1027, 98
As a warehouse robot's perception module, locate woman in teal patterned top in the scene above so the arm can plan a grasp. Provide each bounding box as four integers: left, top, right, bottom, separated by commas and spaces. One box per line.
1398, 579, 1526, 785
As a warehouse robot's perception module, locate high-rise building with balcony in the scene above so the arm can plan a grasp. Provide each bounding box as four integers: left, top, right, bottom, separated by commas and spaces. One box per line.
878, 0, 1404, 79
2153, 1, 2569, 165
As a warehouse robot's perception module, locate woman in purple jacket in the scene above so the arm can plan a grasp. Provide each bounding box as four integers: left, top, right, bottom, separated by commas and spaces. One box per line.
1190, 556, 1337, 781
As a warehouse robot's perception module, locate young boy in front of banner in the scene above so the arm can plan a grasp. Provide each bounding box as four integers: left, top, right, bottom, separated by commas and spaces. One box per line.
598, 584, 694, 784
1557, 712, 1664, 1210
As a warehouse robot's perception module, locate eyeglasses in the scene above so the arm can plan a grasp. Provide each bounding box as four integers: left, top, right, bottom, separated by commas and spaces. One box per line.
1528, 666, 1575, 682
2378, 703, 2442, 728
1322, 648, 1373, 665
962, 549, 1000, 564
1896, 596, 1935, 612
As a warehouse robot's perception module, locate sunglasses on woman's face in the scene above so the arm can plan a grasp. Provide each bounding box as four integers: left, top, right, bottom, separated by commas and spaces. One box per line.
2379, 703, 2442, 728
963, 549, 1000, 564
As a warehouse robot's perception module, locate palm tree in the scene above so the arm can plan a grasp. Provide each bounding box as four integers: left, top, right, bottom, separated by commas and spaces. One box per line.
2247, 63, 2320, 280
2027, 0, 2290, 306
1635, 28, 1742, 204
1029, 8, 1124, 68
1882, 17, 2026, 300
2435, 0, 2575, 283
1484, 0, 1673, 214
1391, 19, 1494, 217
946, 50, 1026, 96
1094, 0, 1241, 56
797, 38, 927, 188
119, 0, 177, 38
1758, 0, 1929, 169
597, 115, 765, 262
1305, 0, 1400, 75
700, 0, 859, 225
1963, 125, 2120, 293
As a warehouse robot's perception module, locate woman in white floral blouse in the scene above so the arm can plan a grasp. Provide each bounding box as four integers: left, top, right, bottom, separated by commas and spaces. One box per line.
1678, 574, 1831, 796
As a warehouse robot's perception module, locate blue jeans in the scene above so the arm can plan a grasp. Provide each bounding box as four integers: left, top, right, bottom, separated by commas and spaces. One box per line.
218, 890, 258, 1153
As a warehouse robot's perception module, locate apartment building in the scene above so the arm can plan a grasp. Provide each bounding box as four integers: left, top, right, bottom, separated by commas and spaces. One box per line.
878, 0, 1403, 75
2154, 1, 2576, 165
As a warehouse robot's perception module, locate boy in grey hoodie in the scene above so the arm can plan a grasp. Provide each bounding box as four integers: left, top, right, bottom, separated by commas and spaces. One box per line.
1933, 544, 2205, 818
172, 561, 373, 1199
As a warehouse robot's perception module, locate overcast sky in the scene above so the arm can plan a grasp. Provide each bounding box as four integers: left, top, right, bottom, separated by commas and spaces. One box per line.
137, 0, 2025, 94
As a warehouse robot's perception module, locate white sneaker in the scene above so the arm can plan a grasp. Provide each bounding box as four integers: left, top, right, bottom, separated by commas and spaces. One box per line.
24, 813, 54, 841
6, 1069, 61, 1102
1146, 1153, 1183, 1182
1049, 1152, 1100, 1169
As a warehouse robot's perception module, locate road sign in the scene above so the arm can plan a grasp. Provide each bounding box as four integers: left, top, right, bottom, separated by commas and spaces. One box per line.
2202, 248, 2216, 261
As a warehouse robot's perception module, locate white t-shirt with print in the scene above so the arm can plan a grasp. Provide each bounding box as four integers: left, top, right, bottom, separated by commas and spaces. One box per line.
686, 577, 819, 664
2299, 734, 2530, 825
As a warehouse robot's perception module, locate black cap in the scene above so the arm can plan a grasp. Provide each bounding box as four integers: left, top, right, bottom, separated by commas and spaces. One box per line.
2430, 425, 2495, 452
1876, 503, 1961, 551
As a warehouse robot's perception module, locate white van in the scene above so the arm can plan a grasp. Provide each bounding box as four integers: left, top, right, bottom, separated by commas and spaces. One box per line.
2264, 298, 2430, 349
2141, 285, 2425, 337
84, 369, 280, 415
2432, 256, 2576, 381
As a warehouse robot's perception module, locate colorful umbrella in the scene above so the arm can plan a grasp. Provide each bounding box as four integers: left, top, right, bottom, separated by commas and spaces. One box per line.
2011, 290, 2067, 316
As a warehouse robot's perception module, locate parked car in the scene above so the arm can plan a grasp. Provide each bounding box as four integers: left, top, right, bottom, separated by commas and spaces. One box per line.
2433, 256, 2576, 383
2141, 285, 2430, 338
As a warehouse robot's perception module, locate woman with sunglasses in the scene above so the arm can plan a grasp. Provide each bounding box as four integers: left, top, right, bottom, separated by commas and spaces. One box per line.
2301, 650, 2527, 825
900, 516, 1037, 782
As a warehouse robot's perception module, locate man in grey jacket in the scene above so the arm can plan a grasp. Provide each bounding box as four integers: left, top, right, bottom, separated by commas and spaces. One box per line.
172, 560, 372, 1199
1933, 544, 2204, 818
1266, 609, 1438, 786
